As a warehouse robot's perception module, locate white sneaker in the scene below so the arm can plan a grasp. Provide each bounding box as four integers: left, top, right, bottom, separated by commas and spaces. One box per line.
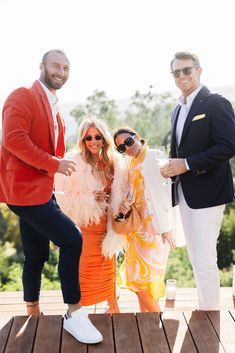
63, 307, 103, 344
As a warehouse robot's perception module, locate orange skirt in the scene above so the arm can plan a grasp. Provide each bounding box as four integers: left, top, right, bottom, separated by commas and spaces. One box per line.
79, 215, 116, 306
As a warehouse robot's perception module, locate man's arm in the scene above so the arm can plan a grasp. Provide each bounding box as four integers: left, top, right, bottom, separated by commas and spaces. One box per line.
2, 88, 60, 176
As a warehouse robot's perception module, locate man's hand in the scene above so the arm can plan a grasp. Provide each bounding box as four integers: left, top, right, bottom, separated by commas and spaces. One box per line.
160, 158, 187, 178
57, 159, 76, 176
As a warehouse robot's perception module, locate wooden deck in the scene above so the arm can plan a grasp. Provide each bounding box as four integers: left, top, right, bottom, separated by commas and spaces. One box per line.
1, 288, 235, 353
1, 311, 235, 353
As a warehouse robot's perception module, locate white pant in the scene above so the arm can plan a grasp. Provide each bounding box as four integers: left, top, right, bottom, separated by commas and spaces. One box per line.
178, 185, 225, 310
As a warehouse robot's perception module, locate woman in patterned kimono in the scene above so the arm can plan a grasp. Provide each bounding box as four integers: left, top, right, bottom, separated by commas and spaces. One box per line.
113, 127, 176, 312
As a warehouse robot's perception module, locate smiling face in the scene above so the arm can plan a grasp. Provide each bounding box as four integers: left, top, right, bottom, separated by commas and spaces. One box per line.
39, 51, 70, 93
84, 127, 103, 156
115, 132, 141, 157
172, 58, 202, 98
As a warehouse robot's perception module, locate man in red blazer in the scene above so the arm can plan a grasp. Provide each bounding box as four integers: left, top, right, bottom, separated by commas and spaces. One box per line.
0, 49, 102, 344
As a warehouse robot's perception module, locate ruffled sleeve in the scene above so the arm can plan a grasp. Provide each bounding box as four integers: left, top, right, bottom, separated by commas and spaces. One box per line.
54, 152, 107, 226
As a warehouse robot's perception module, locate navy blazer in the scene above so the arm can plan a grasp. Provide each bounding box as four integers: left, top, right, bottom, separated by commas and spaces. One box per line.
170, 86, 235, 209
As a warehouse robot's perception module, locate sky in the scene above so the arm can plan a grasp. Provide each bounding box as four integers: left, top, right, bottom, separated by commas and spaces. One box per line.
0, 0, 235, 107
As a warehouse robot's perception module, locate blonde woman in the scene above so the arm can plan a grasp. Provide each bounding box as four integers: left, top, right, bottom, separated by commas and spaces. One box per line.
56, 117, 127, 313
113, 127, 176, 312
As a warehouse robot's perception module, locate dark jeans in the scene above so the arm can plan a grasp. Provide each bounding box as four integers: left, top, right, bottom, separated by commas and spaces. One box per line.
8, 195, 82, 304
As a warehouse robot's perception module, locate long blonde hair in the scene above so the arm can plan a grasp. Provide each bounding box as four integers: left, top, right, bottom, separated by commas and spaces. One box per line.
78, 116, 114, 169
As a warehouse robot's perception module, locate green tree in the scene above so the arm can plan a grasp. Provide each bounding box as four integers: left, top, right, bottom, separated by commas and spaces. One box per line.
217, 207, 235, 268
0, 242, 10, 289
123, 89, 176, 148
0, 204, 21, 252
71, 89, 120, 130
0, 208, 7, 238
165, 247, 195, 287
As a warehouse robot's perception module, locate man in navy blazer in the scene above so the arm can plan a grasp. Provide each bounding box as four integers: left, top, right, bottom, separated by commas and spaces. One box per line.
161, 51, 235, 310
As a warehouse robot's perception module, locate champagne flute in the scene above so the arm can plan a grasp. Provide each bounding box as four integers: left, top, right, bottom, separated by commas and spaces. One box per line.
155, 146, 172, 185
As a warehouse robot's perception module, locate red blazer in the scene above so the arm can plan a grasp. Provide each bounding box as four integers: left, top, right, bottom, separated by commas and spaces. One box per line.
0, 80, 66, 205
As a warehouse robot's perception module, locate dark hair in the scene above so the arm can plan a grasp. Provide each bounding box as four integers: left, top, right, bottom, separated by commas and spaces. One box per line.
113, 127, 145, 146
42, 49, 70, 65
170, 51, 200, 71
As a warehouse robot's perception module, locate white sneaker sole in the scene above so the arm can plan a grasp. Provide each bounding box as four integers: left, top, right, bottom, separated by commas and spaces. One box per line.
63, 324, 103, 344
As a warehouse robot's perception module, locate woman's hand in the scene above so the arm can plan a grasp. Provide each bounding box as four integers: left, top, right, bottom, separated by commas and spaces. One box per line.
93, 190, 109, 202
118, 201, 132, 216
162, 231, 176, 249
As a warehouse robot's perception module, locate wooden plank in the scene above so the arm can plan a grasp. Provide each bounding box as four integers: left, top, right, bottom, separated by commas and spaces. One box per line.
136, 312, 169, 353
4, 316, 38, 353
0, 316, 13, 331
207, 311, 235, 353
33, 315, 62, 353
184, 311, 225, 353
88, 314, 115, 353
161, 311, 197, 353
112, 313, 142, 353
0, 317, 14, 353
61, 325, 87, 353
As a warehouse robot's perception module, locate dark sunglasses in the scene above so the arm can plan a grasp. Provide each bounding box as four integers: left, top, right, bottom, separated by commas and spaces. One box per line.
116, 135, 136, 153
171, 66, 198, 78
84, 135, 103, 142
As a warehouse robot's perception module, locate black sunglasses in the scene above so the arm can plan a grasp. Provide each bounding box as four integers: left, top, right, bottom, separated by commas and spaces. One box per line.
116, 135, 136, 153
84, 135, 103, 142
171, 66, 198, 78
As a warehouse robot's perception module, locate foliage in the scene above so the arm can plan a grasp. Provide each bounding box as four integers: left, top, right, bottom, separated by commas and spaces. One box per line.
165, 246, 233, 287
71, 89, 120, 130
165, 247, 195, 287
0, 242, 10, 288
0, 209, 7, 238
0, 204, 21, 251
217, 206, 235, 268
1, 262, 23, 291
123, 90, 176, 148
220, 266, 233, 287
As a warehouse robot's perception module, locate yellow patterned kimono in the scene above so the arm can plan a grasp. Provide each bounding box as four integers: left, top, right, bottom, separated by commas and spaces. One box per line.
117, 145, 166, 299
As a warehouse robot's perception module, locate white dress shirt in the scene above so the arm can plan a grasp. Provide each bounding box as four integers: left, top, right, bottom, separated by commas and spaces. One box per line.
176, 85, 203, 170
39, 80, 59, 146
176, 85, 203, 146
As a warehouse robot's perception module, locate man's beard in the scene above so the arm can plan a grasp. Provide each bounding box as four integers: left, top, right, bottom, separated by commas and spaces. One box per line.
43, 68, 66, 90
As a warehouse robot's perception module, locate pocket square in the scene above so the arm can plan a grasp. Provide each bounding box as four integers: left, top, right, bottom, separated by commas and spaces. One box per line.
192, 114, 206, 121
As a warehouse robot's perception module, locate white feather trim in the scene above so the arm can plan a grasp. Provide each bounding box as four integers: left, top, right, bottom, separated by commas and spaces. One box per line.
55, 152, 129, 257
55, 152, 107, 226
102, 228, 128, 258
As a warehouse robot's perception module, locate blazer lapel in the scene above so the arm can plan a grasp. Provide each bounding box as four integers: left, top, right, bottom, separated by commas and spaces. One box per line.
170, 105, 181, 157
180, 86, 210, 145
56, 112, 66, 158
32, 81, 56, 153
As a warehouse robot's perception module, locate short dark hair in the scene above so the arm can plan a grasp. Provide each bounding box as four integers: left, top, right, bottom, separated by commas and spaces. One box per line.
113, 127, 145, 146
170, 51, 200, 71
41, 49, 69, 65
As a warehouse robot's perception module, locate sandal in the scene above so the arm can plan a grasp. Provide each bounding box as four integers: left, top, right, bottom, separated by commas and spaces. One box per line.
105, 302, 120, 314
